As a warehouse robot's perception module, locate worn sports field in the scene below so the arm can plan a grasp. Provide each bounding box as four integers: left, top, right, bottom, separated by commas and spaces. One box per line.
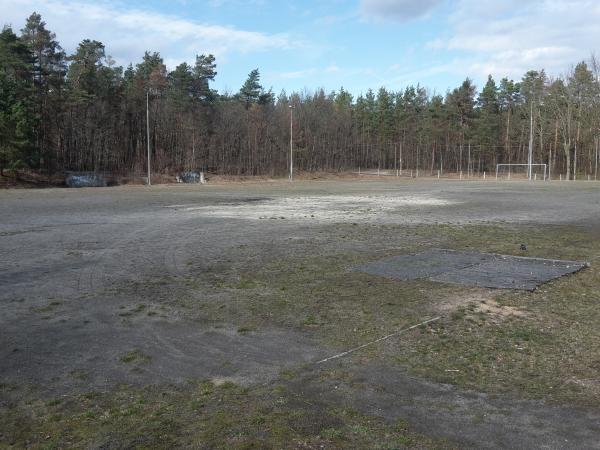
1, 178, 600, 449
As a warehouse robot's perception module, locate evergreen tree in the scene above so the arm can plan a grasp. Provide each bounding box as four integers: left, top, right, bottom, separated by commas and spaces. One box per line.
168, 62, 194, 108
238, 69, 262, 108
0, 26, 35, 174
497, 77, 521, 159
67, 39, 107, 101
193, 54, 217, 103
476, 75, 500, 151
375, 87, 394, 140
446, 78, 476, 142
135, 51, 167, 95
20, 13, 65, 92
20, 13, 66, 169
334, 87, 353, 112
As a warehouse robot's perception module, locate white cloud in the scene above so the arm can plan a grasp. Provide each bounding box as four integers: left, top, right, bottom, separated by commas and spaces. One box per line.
360, 0, 444, 21
430, 0, 600, 81
277, 65, 343, 79
279, 68, 318, 79
1, 0, 295, 68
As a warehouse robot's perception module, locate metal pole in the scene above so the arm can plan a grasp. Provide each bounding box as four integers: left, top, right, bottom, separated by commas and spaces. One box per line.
594, 138, 600, 181
395, 143, 398, 177
574, 142, 577, 181
146, 91, 151, 186
399, 142, 403, 175
416, 145, 419, 177
468, 143, 471, 177
528, 101, 533, 181
544, 164, 547, 181
192, 130, 195, 170
289, 105, 294, 181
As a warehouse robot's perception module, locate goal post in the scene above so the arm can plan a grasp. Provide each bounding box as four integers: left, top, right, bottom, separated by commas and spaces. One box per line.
496, 164, 547, 181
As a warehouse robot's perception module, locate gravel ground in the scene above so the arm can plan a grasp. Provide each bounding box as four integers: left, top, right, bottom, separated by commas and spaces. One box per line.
1, 178, 600, 449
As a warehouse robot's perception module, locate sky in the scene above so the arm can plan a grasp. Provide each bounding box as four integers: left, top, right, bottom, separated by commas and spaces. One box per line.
2, 0, 600, 96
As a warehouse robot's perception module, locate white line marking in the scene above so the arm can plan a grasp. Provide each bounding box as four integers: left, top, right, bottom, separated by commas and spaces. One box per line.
315, 316, 442, 364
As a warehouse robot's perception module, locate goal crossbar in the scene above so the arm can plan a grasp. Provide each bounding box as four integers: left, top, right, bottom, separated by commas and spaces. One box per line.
496, 164, 547, 181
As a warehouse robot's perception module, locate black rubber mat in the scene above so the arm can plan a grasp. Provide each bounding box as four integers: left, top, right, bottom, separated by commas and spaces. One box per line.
355, 249, 589, 291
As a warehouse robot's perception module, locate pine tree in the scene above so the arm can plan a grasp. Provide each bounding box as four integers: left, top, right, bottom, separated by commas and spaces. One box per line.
238, 69, 262, 108
0, 26, 35, 174
476, 75, 500, 153
193, 54, 217, 103
67, 39, 106, 101
334, 87, 353, 112
375, 87, 394, 141
169, 62, 194, 108
20, 13, 66, 170
20, 13, 66, 92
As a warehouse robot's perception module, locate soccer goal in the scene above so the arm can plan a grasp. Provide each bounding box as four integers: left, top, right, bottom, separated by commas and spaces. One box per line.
355, 167, 405, 177
495, 164, 547, 181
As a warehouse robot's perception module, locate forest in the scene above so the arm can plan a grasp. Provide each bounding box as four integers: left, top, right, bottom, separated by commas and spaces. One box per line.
1, 12, 600, 180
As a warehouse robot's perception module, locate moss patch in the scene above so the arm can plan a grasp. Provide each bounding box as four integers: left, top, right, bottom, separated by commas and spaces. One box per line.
120, 349, 151, 365
178, 223, 600, 407
0, 381, 455, 449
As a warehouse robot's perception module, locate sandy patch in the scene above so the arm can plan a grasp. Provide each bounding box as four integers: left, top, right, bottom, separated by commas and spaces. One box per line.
169, 195, 455, 222
436, 289, 497, 312
437, 289, 528, 321
476, 300, 528, 319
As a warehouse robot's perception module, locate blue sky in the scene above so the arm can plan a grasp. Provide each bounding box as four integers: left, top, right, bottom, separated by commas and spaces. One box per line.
3, 0, 600, 96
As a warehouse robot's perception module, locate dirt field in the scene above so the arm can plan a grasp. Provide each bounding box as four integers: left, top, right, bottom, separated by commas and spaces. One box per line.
2, 178, 600, 449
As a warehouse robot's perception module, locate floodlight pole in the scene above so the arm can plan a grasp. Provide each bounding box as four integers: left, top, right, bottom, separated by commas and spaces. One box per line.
289, 105, 294, 181
399, 142, 403, 175
394, 143, 398, 176
192, 130, 195, 170
468, 142, 471, 177
594, 138, 600, 181
146, 90, 151, 186
528, 100, 533, 181
416, 145, 420, 177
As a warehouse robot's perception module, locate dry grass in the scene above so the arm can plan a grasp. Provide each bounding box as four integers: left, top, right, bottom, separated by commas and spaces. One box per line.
0, 380, 455, 449
180, 222, 600, 406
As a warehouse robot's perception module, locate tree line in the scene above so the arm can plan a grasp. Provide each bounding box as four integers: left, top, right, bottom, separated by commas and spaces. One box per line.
2, 12, 600, 180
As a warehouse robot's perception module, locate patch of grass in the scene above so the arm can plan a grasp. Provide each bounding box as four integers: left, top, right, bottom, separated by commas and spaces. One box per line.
180, 222, 600, 407
235, 276, 259, 290
0, 380, 455, 449
349, 424, 369, 435
31, 301, 62, 313
83, 391, 100, 400
303, 314, 318, 326
70, 370, 89, 380
236, 326, 255, 334
119, 304, 147, 317
450, 308, 466, 321
32, 220, 593, 450
119, 349, 151, 365
279, 368, 298, 380
384, 225, 600, 407
396, 435, 414, 446
321, 427, 344, 440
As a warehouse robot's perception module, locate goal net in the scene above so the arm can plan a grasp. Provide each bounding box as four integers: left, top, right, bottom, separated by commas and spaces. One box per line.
355, 168, 406, 177
495, 164, 547, 181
